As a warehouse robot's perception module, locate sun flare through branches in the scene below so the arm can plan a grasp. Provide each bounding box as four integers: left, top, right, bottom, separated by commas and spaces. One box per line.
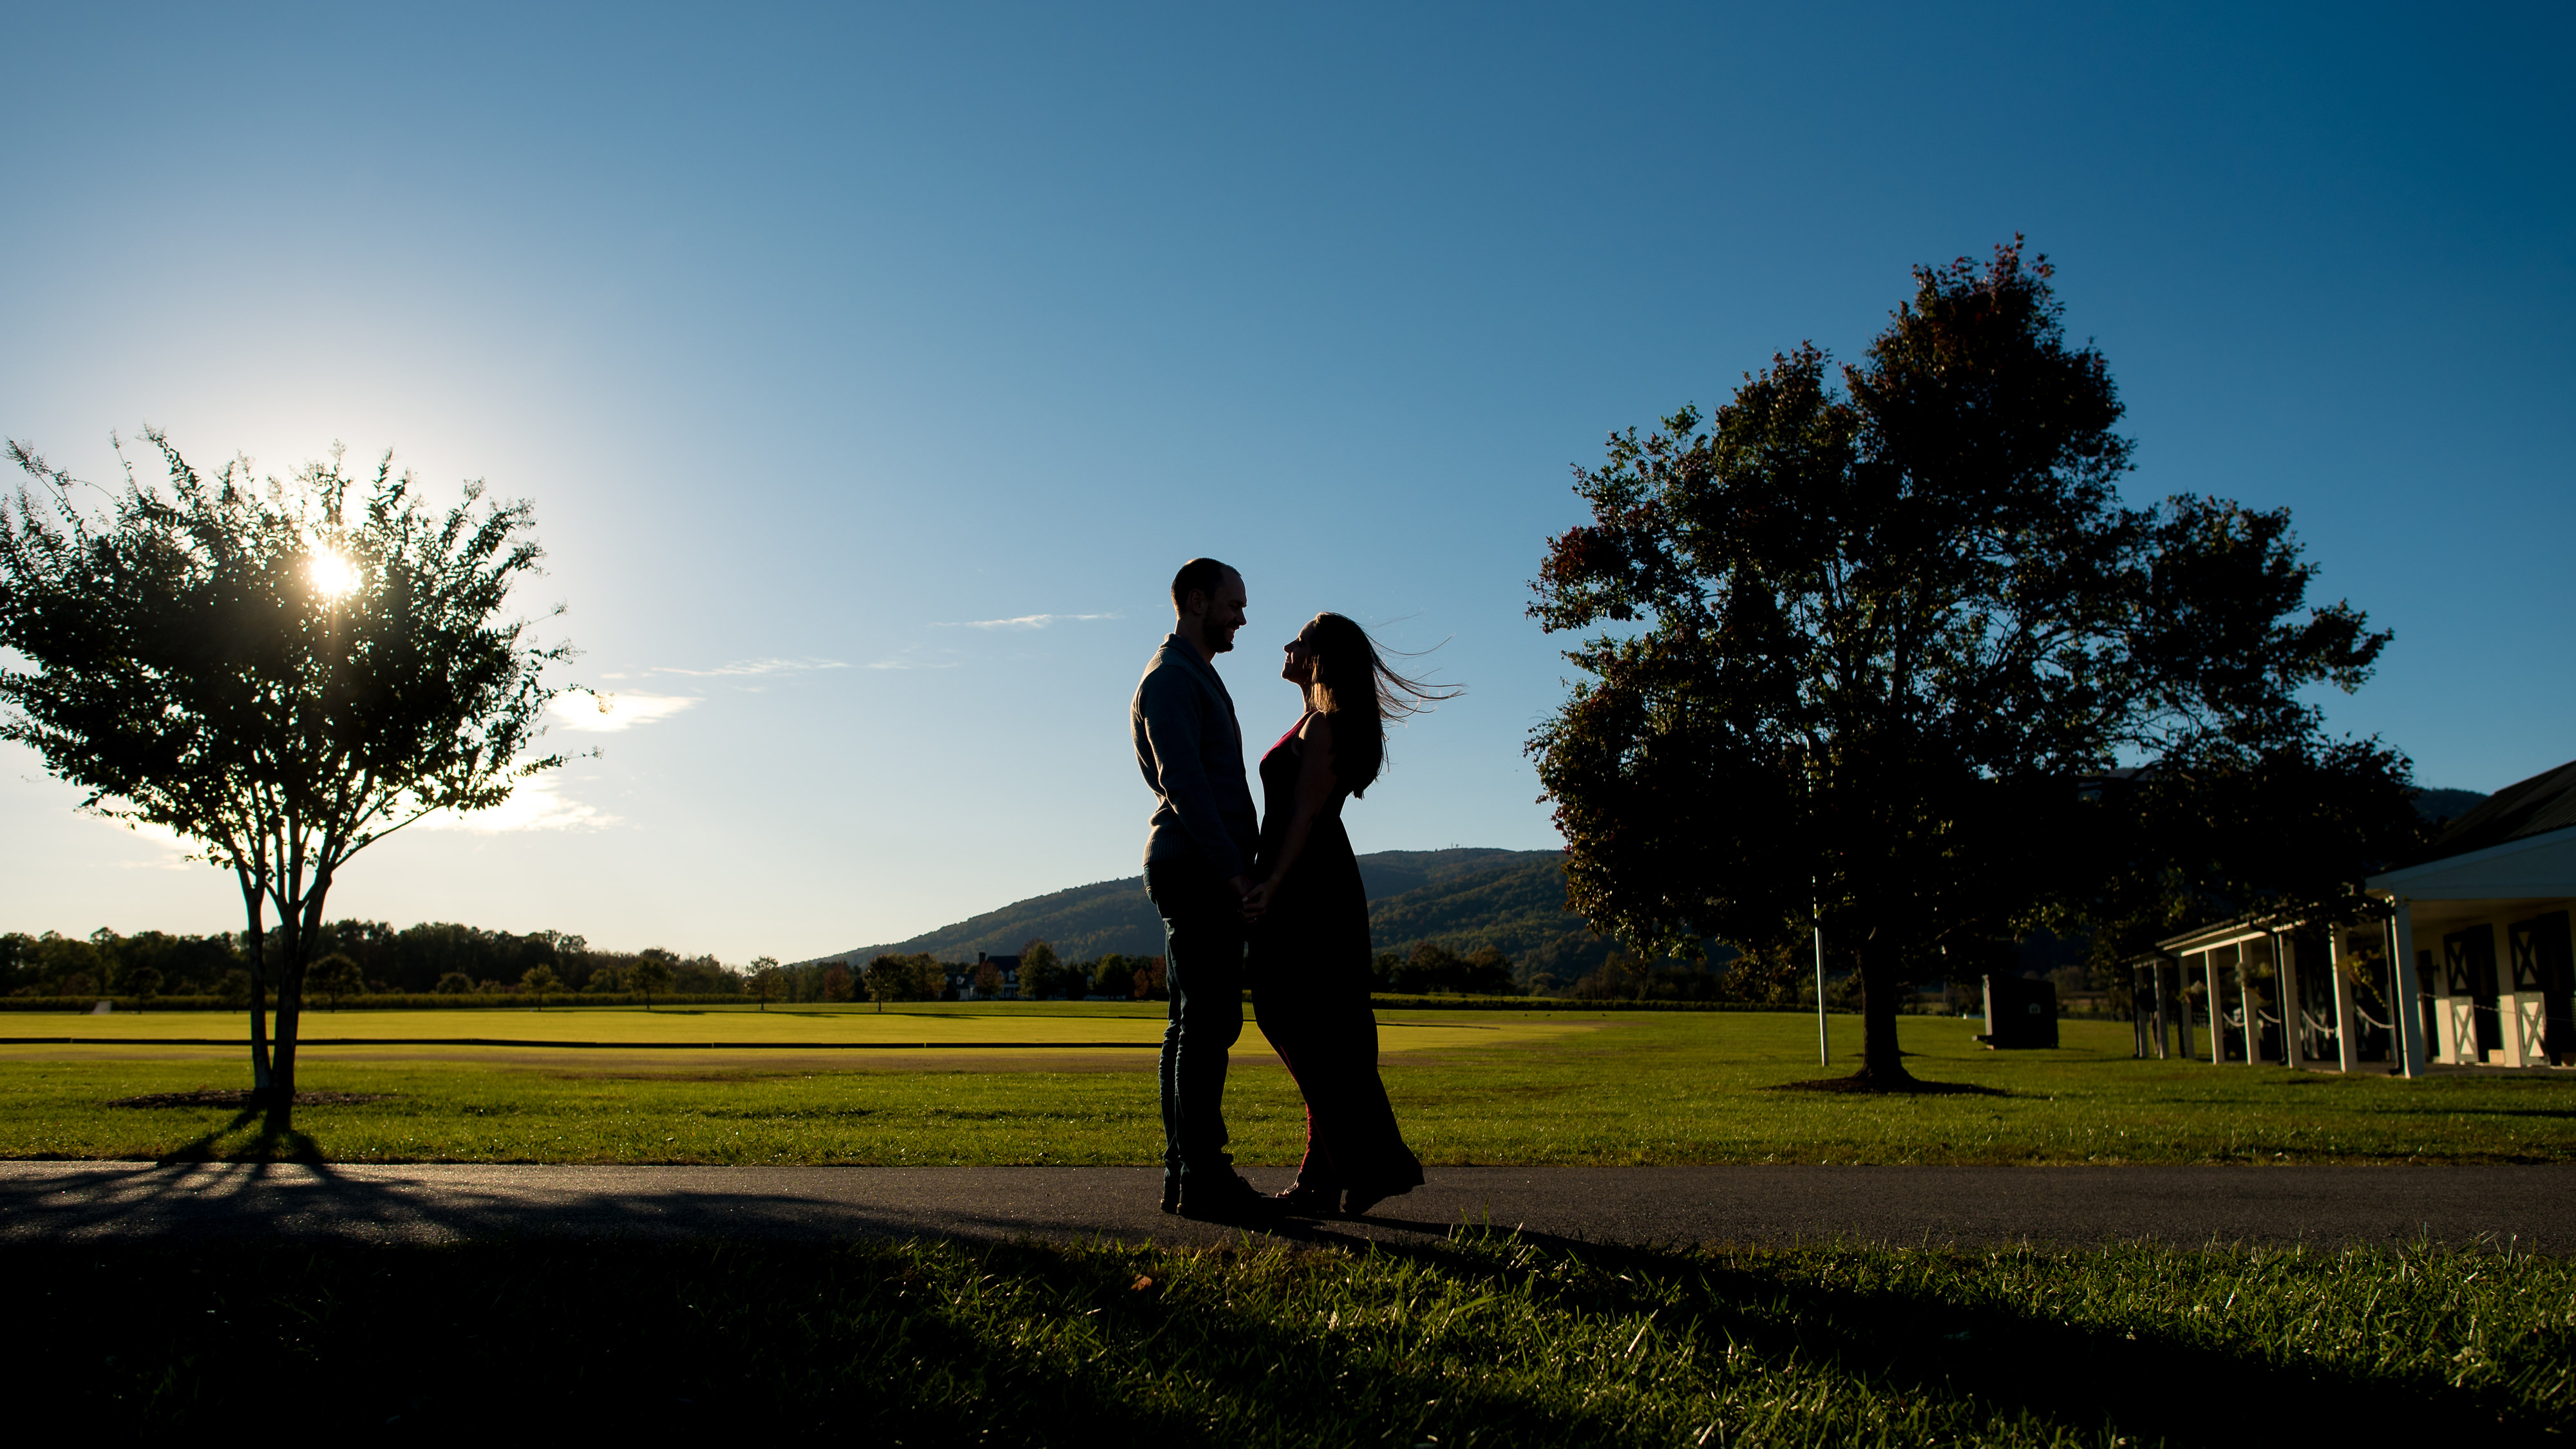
307, 549, 360, 600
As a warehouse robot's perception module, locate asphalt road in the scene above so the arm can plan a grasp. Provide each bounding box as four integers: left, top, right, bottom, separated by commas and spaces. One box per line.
3, 1161, 2566, 1253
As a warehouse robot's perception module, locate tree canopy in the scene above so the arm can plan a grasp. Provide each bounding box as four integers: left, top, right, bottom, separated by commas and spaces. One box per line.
0, 430, 572, 1132
1528, 242, 2408, 1085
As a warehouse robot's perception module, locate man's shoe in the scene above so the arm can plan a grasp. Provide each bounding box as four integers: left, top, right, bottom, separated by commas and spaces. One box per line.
1175, 1173, 1280, 1223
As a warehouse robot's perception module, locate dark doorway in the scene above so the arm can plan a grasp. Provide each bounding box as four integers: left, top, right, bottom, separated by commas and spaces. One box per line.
2445, 925, 2502, 1060
2291, 930, 2334, 1064
2338, 927, 2394, 1062
2509, 911, 2575, 1065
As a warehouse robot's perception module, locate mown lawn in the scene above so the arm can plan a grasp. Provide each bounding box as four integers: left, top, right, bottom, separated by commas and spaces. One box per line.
5, 1009, 2573, 1164
21, 1229, 2571, 1443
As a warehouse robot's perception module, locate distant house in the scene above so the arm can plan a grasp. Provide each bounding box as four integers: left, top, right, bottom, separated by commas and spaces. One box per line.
2145, 758, 2576, 1077
969, 952, 1021, 1000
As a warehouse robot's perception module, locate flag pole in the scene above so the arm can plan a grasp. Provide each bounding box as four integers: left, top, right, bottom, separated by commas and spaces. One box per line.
1814, 915, 1829, 1067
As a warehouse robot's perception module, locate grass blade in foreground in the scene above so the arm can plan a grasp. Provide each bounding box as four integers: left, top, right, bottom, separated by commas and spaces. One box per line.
23, 1231, 2571, 1443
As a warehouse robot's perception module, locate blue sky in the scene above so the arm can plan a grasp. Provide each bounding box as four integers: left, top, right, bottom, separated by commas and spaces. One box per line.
2, 3, 2567, 961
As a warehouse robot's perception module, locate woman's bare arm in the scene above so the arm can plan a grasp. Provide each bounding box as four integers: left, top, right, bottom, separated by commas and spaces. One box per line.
1242, 713, 1340, 920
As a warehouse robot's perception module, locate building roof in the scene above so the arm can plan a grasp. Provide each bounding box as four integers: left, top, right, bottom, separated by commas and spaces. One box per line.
2419, 758, 2576, 862
2155, 916, 2295, 954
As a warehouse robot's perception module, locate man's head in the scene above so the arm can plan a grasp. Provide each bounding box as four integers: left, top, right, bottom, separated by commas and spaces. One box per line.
1170, 557, 1247, 661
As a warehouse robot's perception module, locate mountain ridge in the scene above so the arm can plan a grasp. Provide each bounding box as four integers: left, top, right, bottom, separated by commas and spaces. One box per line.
806, 783, 2494, 978
807, 847, 1614, 978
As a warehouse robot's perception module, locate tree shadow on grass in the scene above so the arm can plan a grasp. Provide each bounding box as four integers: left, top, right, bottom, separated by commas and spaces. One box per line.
1334, 1228, 2561, 1446
153, 1099, 325, 1164
19, 1230, 2561, 1446
12, 1236, 1679, 1444
1769, 1075, 2012, 1096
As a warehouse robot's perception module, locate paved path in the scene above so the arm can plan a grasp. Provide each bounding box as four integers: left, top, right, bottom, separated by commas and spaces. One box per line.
3, 1161, 2567, 1252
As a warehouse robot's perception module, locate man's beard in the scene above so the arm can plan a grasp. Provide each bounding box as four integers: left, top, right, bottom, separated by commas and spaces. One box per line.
1209, 627, 1236, 654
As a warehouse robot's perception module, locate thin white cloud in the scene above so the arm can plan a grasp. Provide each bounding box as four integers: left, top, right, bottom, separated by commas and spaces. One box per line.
549, 692, 699, 733
92, 816, 198, 871
864, 657, 960, 670
936, 612, 1122, 630
650, 656, 849, 677
417, 775, 614, 833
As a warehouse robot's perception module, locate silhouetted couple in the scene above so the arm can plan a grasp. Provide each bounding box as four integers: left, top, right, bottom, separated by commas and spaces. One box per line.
1130, 557, 1448, 1222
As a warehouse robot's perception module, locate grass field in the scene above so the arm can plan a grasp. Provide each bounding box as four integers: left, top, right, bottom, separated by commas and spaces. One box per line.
7, 1005, 2574, 1165
22, 1228, 2572, 1442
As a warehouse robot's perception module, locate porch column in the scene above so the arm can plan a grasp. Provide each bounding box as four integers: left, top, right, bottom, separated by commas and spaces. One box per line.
2390, 900, 2426, 1078
2237, 948, 2260, 1065
2205, 953, 2226, 1065
2497, 934, 2530, 1068
2329, 931, 2359, 1073
2174, 960, 2194, 1061
2132, 962, 2150, 1058
2150, 960, 2170, 1059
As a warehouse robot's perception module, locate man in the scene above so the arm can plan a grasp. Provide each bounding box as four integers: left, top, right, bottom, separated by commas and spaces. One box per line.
1131, 557, 1273, 1220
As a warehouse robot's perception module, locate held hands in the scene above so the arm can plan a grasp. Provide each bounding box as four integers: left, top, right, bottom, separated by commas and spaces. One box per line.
1236, 875, 1276, 923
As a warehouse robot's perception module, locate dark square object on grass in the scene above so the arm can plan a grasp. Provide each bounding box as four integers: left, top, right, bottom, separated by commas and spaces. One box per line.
1978, 974, 2058, 1049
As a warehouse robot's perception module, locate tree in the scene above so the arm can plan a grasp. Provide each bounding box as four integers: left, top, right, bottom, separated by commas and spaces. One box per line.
434, 972, 474, 995
916, 957, 953, 1000
1019, 940, 1061, 999
1461, 945, 1519, 996
1394, 942, 1464, 994
1092, 954, 1137, 999
973, 961, 1002, 997
2045, 736, 2425, 970
522, 963, 563, 1002
1019, 958, 1058, 1000
126, 965, 164, 1012
1530, 242, 2396, 1088
862, 953, 920, 1010
631, 952, 675, 1009
748, 956, 782, 1010
0, 430, 571, 1134
308, 954, 363, 1010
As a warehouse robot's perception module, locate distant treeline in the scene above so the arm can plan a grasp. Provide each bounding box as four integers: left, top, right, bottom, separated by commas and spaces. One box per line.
0, 923, 743, 1002
2, 921, 2095, 1009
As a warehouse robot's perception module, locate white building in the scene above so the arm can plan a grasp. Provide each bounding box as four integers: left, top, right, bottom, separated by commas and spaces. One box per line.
2148, 759, 2576, 1077
2368, 759, 2576, 1070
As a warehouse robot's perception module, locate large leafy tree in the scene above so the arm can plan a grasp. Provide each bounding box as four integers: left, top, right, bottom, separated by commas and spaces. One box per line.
1, 430, 571, 1134
2050, 733, 2426, 972
1529, 242, 2397, 1086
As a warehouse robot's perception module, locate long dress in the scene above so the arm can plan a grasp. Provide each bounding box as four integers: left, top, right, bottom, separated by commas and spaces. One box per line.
1248, 714, 1424, 1195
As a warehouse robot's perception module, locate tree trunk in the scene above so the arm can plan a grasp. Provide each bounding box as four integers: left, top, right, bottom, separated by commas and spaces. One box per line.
263, 886, 328, 1140
238, 871, 273, 1095
267, 967, 300, 1139
1852, 936, 1916, 1086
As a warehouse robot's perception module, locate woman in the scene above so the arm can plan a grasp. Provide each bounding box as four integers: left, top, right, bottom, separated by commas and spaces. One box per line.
1241, 612, 1455, 1217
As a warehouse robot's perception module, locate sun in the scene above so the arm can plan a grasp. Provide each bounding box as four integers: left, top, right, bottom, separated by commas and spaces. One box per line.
308, 549, 361, 600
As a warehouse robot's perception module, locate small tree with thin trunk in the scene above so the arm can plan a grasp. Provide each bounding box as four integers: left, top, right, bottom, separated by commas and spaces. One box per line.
748, 956, 781, 1010
1019, 940, 1060, 1000
632, 954, 674, 1010
309, 954, 362, 1011
0, 430, 571, 1137
862, 954, 909, 1012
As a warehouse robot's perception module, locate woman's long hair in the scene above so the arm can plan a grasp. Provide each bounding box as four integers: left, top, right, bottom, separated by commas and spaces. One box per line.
1305, 612, 1460, 797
